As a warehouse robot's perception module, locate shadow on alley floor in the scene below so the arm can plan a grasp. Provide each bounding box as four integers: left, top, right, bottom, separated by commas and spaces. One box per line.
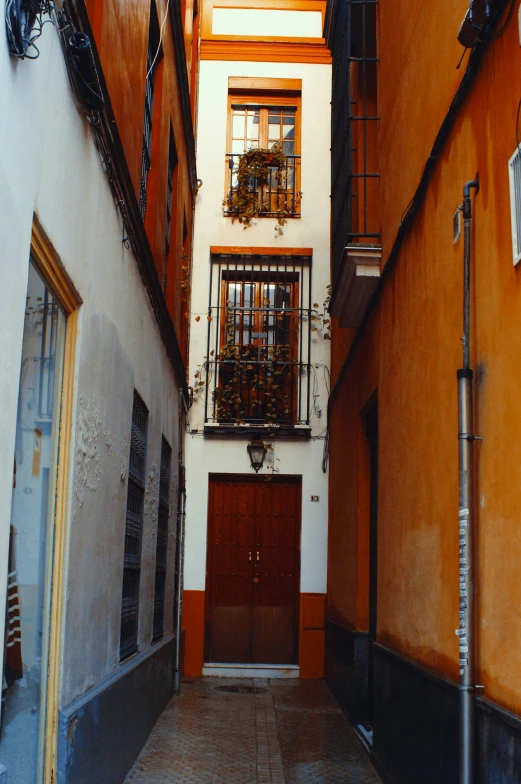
124, 678, 383, 783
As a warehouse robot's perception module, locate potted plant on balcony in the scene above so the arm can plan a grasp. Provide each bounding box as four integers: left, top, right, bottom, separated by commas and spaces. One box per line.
224, 144, 290, 227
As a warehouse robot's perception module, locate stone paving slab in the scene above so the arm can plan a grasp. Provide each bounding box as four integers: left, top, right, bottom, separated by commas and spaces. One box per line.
124, 678, 382, 784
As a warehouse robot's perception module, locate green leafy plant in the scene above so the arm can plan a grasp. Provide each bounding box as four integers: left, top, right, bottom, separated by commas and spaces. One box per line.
223, 145, 301, 227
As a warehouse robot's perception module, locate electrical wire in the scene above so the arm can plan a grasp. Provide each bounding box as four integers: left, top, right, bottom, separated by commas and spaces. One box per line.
146, 0, 171, 82
485, 0, 516, 38
5, 0, 55, 59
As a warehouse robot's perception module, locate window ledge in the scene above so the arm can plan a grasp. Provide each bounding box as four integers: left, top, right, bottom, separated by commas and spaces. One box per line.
203, 423, 311, 440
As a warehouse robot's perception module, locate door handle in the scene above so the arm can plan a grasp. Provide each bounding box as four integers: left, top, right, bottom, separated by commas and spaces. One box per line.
256, 551, 260, 563
248, 551, 252, 563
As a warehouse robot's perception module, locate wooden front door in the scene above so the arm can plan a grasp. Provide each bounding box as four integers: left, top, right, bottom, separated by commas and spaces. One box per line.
206, 475, 301, 664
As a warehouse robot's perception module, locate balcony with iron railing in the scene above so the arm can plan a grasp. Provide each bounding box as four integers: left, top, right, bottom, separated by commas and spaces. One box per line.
223, 153, 301, 222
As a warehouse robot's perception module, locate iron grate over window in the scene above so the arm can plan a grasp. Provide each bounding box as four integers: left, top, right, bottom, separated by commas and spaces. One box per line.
509, 146, 521, 265
120, 390, 148, 661
330, 0, 380, 280
152, 437, 171, 641
204, 253, 313, 428
139, 2, 161, 220
165, 126, 178, 262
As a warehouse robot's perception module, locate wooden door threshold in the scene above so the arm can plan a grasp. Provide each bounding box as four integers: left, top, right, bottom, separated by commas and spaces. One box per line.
202, 663, 300, 678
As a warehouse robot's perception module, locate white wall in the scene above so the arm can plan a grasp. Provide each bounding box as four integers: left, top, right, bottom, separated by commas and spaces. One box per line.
185, 59, 332, 595
0, 24, 181, 708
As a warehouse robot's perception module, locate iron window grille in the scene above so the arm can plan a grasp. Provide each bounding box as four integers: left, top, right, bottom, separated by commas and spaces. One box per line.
164, 126, 178, 261
120, 391, 148, 660
509, 146, 521, 265
224, 103, 301, 220
204, 253, 313, 427
139, 4, 161, 219
152, 437, 171, 641
330, 0, 380, 279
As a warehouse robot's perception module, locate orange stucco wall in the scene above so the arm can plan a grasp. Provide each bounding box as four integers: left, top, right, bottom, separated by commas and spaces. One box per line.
182, 590, 325, 678
182, 589, 205, 677
328, 2, 521, 716
84, 0, 194, 359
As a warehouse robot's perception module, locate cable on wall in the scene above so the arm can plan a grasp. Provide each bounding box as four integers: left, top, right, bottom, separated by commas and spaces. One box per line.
5, 0, 55, 59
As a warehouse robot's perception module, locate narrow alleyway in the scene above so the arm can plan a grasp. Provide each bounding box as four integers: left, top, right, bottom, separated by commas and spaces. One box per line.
124, 678, 382, 783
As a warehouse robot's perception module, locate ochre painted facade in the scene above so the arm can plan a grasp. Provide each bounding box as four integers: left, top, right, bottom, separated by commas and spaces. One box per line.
328, 0, 521, 720
84, 0, 196, 360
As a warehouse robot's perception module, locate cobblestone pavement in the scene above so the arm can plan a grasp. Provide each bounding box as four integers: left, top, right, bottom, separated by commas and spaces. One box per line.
124, 678, 382, 783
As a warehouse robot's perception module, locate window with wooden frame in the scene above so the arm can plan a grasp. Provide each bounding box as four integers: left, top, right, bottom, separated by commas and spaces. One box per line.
224, 79, 301, 219
204, 252, 313, 427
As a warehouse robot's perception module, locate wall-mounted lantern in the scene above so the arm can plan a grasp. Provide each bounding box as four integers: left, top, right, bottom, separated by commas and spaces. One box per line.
247, 440, 267, 473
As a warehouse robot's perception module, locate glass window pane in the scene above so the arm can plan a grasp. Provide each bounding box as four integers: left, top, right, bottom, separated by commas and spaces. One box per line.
231, 139, 245, 154
243, 284, 254, 308
246, 112, 260, 141
268, 124, 281, 141
1, 259, 67, 782
232, 113, 245, 138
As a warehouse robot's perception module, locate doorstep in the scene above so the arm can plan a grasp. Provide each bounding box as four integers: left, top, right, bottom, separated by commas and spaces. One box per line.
202, 663, 300, 678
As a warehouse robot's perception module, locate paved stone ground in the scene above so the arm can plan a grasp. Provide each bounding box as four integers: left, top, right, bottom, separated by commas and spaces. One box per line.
124, 678, 382, 783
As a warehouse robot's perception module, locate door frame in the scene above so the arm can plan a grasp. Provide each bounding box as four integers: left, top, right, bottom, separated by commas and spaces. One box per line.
204, 473, 302, 664
31, 218, 81, 783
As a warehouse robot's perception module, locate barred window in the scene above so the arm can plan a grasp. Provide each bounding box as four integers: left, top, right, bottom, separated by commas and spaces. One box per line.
224, 92, 301, 220
165, 127, 179, 258
120, 391, 148, 660
139, 1, 161, 219
152, 437, 171, 641
204, 253, 313, 429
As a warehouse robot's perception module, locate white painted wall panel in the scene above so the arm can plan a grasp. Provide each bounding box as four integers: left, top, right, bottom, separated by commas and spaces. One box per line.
186, 59, 332, 595
0, 24, 181, 708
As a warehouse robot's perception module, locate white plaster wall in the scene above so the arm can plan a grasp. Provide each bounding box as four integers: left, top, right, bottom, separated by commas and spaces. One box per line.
0, 24, 181, 707
185, 59, 331, 595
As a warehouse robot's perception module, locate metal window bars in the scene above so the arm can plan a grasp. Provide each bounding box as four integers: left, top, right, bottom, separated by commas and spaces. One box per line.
139, 46, 156, 219
120, 391, 148, 661
223, 154, 301, 220
152, 437, 171, 642
204, 254, 312, 428
165, 127, 178, 260
330, 0, 380, 280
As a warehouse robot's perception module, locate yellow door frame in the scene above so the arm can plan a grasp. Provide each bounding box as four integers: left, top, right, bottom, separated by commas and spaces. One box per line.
30, 218, 82, 784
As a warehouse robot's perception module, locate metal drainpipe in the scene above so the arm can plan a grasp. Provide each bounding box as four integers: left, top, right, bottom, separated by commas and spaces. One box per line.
457, 176, 479, 784
174, 463, 186, 695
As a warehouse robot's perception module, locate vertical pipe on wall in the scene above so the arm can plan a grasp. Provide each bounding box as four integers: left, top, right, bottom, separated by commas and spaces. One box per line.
457, 177, 479, 784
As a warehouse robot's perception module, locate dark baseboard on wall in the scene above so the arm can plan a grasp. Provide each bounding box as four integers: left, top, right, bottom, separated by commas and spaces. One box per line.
57, 636, 175, 784
325, 629, 521, 784
324, 618, 369, 723
372, 643, 459, 784
372, 643, 521, 784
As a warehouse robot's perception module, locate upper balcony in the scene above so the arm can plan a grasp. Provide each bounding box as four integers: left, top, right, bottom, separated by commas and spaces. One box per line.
223, 151, 302, 224
326, 0, 382, 329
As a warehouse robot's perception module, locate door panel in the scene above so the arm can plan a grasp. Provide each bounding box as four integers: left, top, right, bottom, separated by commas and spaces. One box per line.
206, 476, 300, 664
207, 480, 255, 662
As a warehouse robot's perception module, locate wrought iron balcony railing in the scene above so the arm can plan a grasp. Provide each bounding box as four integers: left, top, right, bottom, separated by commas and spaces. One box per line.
203, 253, 312, 429
223, 153, 301, 220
